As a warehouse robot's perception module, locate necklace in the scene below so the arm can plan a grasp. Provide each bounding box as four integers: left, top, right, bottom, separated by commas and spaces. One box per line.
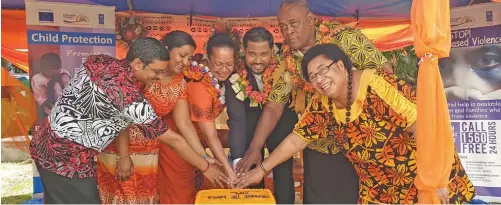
343, 70, 353, 143
184, 61, 226, 107
229, 63, 275, 107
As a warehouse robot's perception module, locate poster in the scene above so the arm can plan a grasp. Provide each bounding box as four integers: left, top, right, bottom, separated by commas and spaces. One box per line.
26, 1, 116, 133
441, 2, 501, 202
25, 1, 115, 199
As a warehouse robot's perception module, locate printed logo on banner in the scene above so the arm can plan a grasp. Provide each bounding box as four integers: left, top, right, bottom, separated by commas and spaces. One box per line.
486, 11, 493, 22
63, 14, 90, 25
451, 16, 476, 27
38, 12, 54, 23
99, 14, 104, 25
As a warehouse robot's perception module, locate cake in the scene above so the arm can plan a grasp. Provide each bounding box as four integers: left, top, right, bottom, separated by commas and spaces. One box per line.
195, 189, 276, 204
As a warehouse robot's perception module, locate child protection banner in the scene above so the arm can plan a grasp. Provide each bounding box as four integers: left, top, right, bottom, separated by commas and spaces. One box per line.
26, 0, 115, 134
443, 2, 501, 202
25, 0, 115, 199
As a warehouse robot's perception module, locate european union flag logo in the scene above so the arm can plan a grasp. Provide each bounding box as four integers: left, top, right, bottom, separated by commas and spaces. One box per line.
38, 12, 54, 22
99, 14, 104, 24
486, 11, 493, 22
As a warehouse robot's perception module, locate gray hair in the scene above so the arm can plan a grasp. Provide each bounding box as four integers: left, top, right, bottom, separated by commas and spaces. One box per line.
279, 0, 310, 12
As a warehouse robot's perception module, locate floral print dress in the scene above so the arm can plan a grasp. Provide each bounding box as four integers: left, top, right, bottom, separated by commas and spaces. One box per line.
293, 69, 476, 204
158, 61, 226, 204
97, 74, 187, 204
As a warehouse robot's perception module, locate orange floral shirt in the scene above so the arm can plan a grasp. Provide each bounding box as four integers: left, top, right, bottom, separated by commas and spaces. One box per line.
293, 70, 475, 204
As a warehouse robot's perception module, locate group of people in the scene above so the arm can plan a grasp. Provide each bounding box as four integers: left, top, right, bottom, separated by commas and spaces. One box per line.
30, 0, 477, 204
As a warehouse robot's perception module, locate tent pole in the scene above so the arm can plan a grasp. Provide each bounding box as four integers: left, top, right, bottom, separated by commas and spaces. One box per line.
190, 5, 193, 26
126, 0, 134, 11
269, 0, 272, 15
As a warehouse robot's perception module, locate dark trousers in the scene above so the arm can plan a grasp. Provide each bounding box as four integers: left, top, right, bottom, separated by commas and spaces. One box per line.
303, 148, 359, 204
265, 109, 298, 204
36, 164, 101, 204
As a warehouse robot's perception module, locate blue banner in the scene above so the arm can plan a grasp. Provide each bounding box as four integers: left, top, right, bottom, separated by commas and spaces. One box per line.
27, 30, 116, 46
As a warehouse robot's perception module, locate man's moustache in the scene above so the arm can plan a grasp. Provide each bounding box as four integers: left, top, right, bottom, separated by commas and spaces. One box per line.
252, 64, 264, 67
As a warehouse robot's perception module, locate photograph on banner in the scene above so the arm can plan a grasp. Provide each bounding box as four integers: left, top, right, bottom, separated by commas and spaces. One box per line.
440, 2, 501, 202
26, 1, 116, 131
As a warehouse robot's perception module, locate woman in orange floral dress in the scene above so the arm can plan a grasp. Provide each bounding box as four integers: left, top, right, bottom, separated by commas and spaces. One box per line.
158, 33, 237, 204
236, 44, 476, 204
97, 31, 221, 204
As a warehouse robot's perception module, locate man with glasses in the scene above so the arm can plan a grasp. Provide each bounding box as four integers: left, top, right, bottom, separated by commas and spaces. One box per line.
139, 58, 167, 75
30, 37, 226, 204
235, 0, 389, 203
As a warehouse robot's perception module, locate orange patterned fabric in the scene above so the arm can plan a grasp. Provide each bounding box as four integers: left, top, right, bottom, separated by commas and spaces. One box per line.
187, 81, 225, 122
145, 75, 188, 116
97, 74, 187, 204
293, 70, 475, 204
158, 79, 225, 203
158, 116, 207, 204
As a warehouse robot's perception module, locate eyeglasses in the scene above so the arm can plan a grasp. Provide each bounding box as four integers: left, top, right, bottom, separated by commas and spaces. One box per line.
309, 61, 335, 82
139, 59, 166, 75
210, 60, 234, 71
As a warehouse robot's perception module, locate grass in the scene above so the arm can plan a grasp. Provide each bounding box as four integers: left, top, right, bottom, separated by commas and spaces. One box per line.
1, 160, 33, 204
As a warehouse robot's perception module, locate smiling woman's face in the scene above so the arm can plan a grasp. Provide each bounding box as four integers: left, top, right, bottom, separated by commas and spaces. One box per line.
307, 55, 348, 99
168, 45, 195, 73
208, 47, 235, 81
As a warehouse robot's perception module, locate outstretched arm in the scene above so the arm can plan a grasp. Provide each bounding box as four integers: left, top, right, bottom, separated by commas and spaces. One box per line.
235, 102, 285, 174
173, 99, 207, 156
186, 81, 236, 186
157, 128, 229, 187
236, 95, 331, 188
197, 121, 235, 185
235, 132, 308, 188
235, 64, 292, 174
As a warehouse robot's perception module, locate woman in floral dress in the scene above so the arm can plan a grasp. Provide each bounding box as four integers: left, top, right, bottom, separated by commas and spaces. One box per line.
97, 31, 222, 204
236, 44, 476, 204
158, 33, 237, 203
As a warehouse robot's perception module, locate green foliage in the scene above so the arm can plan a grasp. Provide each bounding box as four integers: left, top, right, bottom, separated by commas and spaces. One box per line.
382, 46, 419, 87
